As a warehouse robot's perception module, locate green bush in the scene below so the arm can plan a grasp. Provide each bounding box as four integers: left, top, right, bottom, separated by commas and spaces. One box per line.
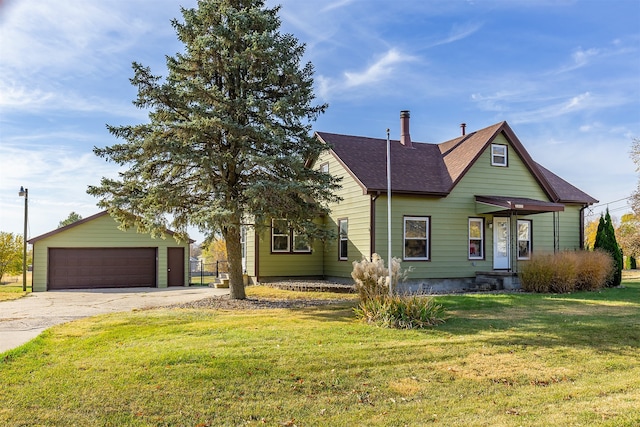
519, 250, 614, 293
351, 254, 447, 328
594, 209, 623, 287
354, 295, 447, 329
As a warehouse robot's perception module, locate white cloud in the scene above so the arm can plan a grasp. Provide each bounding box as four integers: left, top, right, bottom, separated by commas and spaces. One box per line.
0, 78, 145, 118
321, 0, 355, 13
0, 1, 149, 74
0, 138, 122, 237
572, 47, 600, 67
344, 49, 414, 87
428, 22, 484, 48
318, 48, 416, 98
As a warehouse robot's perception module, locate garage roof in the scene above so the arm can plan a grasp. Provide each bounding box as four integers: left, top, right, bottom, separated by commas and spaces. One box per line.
28, 211, 194, 244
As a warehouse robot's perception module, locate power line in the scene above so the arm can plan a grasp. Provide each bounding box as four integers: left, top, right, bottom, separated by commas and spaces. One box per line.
590, 197, 631, 209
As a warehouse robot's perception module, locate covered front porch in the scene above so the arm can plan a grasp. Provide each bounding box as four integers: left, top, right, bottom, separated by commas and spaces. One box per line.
476, 195, 565, 274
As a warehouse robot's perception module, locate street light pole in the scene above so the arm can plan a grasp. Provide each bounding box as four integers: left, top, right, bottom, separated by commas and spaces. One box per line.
19, 186, 28, 292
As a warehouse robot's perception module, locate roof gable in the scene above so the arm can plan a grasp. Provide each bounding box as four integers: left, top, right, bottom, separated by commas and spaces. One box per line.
316, 121, 596, 205
316, 132, 451, 195
28, 211, 194, 244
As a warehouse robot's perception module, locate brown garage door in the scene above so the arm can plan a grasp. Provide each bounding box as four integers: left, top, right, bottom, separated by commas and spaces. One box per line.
48, 248, 157, 290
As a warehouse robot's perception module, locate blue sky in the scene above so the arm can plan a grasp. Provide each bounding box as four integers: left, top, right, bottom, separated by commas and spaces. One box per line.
1, 0, 638, 244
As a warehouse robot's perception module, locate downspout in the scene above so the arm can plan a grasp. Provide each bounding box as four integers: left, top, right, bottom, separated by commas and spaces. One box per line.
579, 205, 587, 249
553, 211, 560, 253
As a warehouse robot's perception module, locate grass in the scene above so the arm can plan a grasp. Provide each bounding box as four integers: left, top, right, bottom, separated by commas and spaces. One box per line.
0, 272, 31, 301
0, 273, 639, 426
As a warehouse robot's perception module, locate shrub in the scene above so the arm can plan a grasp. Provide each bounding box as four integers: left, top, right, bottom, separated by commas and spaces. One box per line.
354, 295, 447, 329
575, 249, 614, 291
518, 253, 555, 293
351, 254, 446, 328
549, 252, 577, 293
351, 253, 402, 302
594, 209, 623, 287
519, 250, 614, 293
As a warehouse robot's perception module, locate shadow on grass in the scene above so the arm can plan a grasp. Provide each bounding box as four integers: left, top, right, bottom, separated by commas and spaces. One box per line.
437, 284, 640, 354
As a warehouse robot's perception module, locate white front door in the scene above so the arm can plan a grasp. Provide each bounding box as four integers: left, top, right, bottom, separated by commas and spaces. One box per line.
493, 217, 510, 269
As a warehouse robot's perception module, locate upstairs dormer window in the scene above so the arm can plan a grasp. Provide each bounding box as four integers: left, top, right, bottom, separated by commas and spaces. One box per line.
491, 144, 508, 167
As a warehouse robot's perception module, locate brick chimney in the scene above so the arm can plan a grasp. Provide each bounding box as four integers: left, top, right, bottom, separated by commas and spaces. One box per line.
400, 110, 412, 147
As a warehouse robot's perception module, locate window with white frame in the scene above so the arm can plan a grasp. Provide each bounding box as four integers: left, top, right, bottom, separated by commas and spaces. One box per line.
320, 162, 329, 173
271, 220, 312, 253
468, 218, 484, 259
517, 220, 532, 260
271, 219, 290, 252
491, 144, 508, 166
338, 219, 348, 260
240, 226, 247, 259
293, 231, 311, 253
404, 216, 429, 260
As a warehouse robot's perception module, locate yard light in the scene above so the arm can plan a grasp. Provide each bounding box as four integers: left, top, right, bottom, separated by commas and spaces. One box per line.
19, 186, 28, 292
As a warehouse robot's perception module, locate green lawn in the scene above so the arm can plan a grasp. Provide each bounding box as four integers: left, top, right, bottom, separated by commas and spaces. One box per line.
0, 273, 31, 301
1, 273, 639, 426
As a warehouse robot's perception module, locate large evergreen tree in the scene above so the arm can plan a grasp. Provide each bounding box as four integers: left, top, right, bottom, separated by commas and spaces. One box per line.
58, 212, 83, 228
594, 209, 623, 287
88, 0, 339, 299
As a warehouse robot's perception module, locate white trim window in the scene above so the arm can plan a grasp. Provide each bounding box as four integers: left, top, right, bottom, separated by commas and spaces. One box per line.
404, 216, 429, 260
240, 226, 247, 259
468, 218, 484, 259
293, 231, 311, 253
338, 219, 348, 260
271, 219, 290, 252
517, 220, 532, 260
491, 144, 508, 167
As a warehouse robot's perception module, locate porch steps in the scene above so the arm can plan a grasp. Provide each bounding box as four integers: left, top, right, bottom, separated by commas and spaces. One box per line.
209, 273, 230, 289
474, 271, 520, 291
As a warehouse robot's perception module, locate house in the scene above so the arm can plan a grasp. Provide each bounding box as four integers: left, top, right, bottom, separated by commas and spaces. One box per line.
28, 211, 192, 291
243, 111, 597, 292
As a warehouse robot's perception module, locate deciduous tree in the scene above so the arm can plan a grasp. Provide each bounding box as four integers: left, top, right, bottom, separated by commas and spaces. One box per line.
88, 0, 339, 299
584, 218, 599, 249
0, 232, 24, 283
616, 213, 639, 260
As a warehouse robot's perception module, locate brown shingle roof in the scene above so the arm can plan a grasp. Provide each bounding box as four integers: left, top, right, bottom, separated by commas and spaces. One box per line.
315, 121, 597, 205
316, 132, 451, 195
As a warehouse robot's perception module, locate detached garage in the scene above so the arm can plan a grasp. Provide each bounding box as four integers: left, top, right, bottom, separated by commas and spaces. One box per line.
28, 211, 192, 292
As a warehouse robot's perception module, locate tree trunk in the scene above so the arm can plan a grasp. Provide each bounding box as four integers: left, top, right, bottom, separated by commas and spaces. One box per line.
223, 221, 246, 300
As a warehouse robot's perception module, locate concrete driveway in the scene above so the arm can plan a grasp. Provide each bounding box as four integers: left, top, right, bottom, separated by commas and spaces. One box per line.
0, 286, 228, 354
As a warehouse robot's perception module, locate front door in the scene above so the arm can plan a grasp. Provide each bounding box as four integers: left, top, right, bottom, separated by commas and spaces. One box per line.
493, 217, 510, 270
167, 247, 185, 286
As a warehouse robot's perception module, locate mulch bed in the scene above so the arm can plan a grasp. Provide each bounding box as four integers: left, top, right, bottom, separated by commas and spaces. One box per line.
171, 295, 352, 310
170, 280, 355, 310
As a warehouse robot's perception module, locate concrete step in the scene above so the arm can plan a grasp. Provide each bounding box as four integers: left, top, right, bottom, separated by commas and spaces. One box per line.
209, 277, 230, 288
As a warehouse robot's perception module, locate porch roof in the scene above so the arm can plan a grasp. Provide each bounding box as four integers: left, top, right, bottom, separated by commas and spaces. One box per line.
475, 195, 565, 215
